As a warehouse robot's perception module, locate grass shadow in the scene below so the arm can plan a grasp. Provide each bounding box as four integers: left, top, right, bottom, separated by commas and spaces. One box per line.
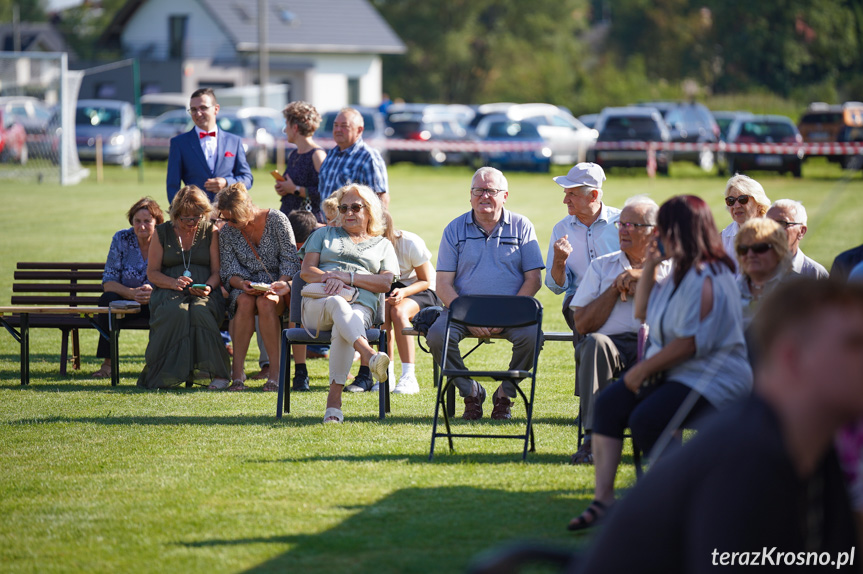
249, 451, 569, 466
174, 486, 589, 573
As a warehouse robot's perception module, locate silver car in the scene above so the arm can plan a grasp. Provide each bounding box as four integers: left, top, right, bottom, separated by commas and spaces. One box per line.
75, 99, 141, 166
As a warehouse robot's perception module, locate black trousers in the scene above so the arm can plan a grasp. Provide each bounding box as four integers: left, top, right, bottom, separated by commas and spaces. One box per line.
593, 377, 716, 458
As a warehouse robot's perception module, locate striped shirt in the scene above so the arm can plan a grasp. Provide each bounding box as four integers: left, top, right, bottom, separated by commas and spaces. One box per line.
317, 138, 388, 201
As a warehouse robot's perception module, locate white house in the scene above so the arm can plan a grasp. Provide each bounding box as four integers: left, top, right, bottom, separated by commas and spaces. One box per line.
99, 0, 405, 111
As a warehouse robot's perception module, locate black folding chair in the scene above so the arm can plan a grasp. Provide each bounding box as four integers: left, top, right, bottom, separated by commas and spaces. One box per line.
276, 272, 390, 419
429, 295, 543, 461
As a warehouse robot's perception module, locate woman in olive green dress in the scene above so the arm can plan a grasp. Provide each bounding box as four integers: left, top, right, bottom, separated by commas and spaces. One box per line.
137, 185, 231, 389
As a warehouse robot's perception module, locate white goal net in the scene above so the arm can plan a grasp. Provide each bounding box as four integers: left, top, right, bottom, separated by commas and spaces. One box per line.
0, 51, 88, 185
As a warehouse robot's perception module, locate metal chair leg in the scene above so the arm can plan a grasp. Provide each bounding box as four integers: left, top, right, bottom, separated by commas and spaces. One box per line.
277, 331, 288, 418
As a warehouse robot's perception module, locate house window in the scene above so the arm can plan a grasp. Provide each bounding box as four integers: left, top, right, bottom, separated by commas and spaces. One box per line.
347, 77, 360, 106
169, 15, 188, 59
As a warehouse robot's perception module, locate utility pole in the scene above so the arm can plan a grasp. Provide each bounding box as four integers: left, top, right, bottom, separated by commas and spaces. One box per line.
258, 0, 269, 107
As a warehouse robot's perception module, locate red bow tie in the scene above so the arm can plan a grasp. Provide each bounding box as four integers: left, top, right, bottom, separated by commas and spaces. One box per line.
199, 131, 216, 139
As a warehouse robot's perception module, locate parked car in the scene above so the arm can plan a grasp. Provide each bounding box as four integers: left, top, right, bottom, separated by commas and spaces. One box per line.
213, 110, 271, 168
220, 107, 277, 167
798, 102, 863, 167
589, 106, 671, 175
504, 103, 597, 164
577, 113, 600, 130
140, 93, 187, 129
712, 111, 752, 141
75, 99, 141, 166
141, 109, 191, 160
0, 109, 28, 164
467, 102, 518, 132
663, 102, 721, 171
633, 101, 677, 119
471, 114, 551, 172
316, 106, 389, 161
0, 96, 53, 159
386, 110, 470, 165
724, 115, 803, 178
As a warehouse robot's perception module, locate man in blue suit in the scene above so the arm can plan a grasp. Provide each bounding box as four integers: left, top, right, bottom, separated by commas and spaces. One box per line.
166, 88, 253, 203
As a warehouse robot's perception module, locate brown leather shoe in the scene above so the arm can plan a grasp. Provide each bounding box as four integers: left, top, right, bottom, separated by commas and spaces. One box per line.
462, 384, 486, 420
491, 394, 513, 420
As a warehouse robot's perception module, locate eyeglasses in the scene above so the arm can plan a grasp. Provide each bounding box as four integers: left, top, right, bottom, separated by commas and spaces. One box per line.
177, 214, 204, 224
725, 195, 752, 207
187, 105, 212, 115
615, 221, 654, 230
736, 242, 773, 256
771, 220, 803, 229
218, 213, 239, 225
338, 203, 365, 214
470, 187, 505, 197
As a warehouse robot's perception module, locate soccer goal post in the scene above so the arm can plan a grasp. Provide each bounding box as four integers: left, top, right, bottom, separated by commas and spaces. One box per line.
0, 51, 89, 185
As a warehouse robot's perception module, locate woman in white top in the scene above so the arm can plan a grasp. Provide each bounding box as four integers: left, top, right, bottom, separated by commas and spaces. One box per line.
720, 174, 770, 269
382, 212, 441, 394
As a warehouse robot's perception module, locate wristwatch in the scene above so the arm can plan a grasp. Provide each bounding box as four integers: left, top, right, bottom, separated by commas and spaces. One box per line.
293, 186, 303, 197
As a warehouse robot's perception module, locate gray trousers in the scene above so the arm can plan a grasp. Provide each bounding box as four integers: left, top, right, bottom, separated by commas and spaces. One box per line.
427, 309, 542, 398
576, 332, 638, 433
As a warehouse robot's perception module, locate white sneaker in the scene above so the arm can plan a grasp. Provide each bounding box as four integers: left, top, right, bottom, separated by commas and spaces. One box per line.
387, 362, 396, 390
393, 373, 420, 395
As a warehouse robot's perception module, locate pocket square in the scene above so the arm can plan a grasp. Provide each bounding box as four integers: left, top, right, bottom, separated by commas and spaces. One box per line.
224, 151, 235, 158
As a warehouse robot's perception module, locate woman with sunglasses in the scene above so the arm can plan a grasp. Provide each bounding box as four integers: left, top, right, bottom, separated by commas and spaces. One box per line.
215, 183, 301, 391
720, 174, 771, 268
299, 183, 399, 423
734, 218, 794, 329
569, 195, 751, 531
138, 185, 231, 389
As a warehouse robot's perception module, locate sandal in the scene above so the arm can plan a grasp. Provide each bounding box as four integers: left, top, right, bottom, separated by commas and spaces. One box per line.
570, 440, 593, 465
262, 379, 279, 392
567, 499, 611, 532
227, 379, 247, 391
90, 363, 112, 379
323, 407, 343, 424
207, 378, 230, 390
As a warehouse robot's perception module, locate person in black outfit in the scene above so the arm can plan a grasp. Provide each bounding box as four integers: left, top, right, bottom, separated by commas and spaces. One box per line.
831, 243, 863, 282
576, 278, 863, 573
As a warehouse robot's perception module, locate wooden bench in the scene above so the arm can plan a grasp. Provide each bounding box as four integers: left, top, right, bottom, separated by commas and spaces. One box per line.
1, 262, 149, 385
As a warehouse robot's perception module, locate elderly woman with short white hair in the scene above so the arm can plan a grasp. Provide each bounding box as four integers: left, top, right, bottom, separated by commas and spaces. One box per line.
720, 174, 771, 267
299, 183, 399, 423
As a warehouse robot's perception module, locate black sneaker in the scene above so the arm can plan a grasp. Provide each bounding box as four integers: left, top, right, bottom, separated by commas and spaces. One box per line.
346, 369, 374, 393
292, 372, 310, 392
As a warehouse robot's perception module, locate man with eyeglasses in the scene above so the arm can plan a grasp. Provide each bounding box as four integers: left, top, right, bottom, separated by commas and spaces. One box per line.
317, 108, 389, 208
545, 163, 621, 338
766, 199, 828, 279
166, 88, 253, 203
426, 167, 545, 420
568, 196, 671, 464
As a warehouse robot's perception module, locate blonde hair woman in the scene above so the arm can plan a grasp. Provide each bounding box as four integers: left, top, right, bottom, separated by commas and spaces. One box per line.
720, 174, 771, 265
216, 183, 301, 391
734, 217, 793, 328
298, 183, 399, 423
138, 185, 231, 389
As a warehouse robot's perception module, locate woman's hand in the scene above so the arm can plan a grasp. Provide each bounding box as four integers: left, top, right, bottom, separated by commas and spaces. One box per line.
274, 174, 297, 196
132, 284, 153, 304
269, 281, 290, 297
239, 280, 261, 296
323, 276, 347, 295
175, 275, 193, 291
385, 287, 405, 306
189, 284, 212, 297
320, 270, 350, 285
623, 363, 648, 394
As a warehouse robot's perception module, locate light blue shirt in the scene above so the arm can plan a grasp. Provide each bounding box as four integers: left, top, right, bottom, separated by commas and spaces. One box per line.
437, 209, 545, 297
545, 203, 621, 298
645, 262, 752, 409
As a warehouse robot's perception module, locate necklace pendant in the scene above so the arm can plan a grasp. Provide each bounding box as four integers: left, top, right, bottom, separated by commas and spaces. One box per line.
183, 270, 192, 278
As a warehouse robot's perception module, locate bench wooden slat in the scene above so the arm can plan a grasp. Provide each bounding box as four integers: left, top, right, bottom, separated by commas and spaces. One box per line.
14, 271, 104, 281
11, 296, 103, 305
13, 283, 104, 293
16, 262, 105, 270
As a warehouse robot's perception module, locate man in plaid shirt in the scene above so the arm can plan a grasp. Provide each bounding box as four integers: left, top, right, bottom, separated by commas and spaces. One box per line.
318, 108, 389, 208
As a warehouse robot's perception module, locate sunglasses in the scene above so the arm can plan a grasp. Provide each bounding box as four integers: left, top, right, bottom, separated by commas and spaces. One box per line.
736, 242, 773, 256
771, 220, 803, 229
338, 203, 365, 214
725, 195, 752, 207
177, 214, 204, 224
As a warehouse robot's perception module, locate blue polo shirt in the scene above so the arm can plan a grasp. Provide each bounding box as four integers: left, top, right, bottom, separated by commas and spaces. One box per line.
437, 209, 545, 296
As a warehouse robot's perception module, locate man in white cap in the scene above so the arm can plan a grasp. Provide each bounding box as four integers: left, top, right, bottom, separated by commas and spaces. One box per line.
545, 163, 621, 334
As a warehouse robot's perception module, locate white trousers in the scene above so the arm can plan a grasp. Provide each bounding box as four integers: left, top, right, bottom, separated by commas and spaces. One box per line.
301, 296, 372, 385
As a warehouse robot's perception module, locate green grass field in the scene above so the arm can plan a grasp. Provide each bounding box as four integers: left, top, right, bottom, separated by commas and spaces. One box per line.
1, 159, 862, 573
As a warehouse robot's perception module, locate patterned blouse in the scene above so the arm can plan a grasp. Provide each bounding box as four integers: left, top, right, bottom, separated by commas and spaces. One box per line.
219, 209, 302, 316
102, 227, 149, 287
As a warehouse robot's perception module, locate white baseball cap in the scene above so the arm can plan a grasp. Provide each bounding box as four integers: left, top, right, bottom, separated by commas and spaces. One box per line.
553, 162, 606, 190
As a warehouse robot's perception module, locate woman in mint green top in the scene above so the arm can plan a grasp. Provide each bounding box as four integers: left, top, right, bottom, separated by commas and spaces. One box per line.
299, 184, 399, 423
